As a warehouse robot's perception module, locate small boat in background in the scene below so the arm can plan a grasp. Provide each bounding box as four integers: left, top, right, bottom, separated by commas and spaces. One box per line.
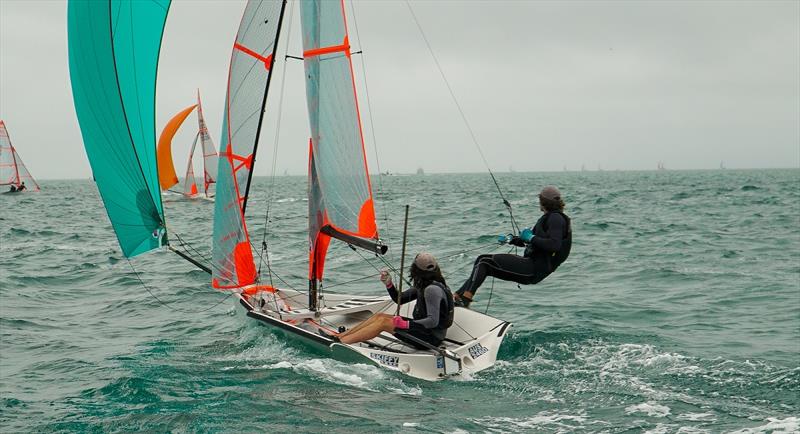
157, 90, 219, 201
0, 120, 40, 193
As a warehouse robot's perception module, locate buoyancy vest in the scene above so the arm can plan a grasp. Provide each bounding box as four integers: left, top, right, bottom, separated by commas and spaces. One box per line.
525, 211, 572, 271
412, 281, 454, 339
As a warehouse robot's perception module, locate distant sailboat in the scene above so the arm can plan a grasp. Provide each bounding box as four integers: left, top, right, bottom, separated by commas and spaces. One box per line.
157, 90, 218, 200
416, 167, 425, 175
0, 120, 40, 193
657, 161, 666, 171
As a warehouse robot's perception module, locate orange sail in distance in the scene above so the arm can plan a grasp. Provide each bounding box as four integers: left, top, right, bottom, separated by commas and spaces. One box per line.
157, 104, 198, 190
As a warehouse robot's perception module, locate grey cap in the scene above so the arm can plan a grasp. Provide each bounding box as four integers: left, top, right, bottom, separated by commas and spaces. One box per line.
539, 185, 562, 200
413, 252, 438, 271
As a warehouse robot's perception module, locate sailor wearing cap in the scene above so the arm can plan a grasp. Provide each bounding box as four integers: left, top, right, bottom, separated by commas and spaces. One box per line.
453, 186, 572, 308
330, 253, 454, 349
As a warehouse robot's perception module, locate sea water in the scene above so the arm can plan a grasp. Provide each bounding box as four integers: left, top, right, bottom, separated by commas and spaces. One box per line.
1, 170, 798, 432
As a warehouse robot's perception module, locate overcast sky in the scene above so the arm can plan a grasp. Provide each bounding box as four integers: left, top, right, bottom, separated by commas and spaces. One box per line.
1, 0, 798, 179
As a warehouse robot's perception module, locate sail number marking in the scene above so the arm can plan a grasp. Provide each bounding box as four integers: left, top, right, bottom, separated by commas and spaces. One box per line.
468, 343, 489, 359
370, 353, 399, 367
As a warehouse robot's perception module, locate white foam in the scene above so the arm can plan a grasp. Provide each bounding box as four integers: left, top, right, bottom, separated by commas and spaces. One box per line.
625, 402, 671, 417
676, 412, 716, 422
729, 417, 799, 434
475, 412, 588, 431
266, 358, 422, 395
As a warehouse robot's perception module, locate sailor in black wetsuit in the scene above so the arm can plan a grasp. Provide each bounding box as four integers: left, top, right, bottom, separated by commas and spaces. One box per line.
454, 185, 572, 308
333, 252, 454, 349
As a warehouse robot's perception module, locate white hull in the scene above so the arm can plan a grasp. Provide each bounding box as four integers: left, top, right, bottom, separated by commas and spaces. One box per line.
238, 286, 511, 381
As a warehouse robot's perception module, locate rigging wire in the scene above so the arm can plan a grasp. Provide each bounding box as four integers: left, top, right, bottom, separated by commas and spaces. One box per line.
126, 258, 234, 314
257, 0, 296, 286
403, 0, 520, 235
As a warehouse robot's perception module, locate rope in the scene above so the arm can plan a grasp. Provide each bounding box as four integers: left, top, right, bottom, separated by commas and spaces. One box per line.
484, 277, 495, 315
258, 0, 296, 283
403, 1, 519, 235
172, 231, 211, 265
126, 258, 234, 314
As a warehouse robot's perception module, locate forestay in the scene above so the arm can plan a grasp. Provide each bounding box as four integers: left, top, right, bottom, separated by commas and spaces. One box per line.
300, 0, 379, 280
212, 0, 285, 289
67, 0, 170, 258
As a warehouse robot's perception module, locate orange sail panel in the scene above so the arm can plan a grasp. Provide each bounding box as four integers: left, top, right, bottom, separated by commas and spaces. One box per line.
157, 104, 197, 190
301, 0, 379, 280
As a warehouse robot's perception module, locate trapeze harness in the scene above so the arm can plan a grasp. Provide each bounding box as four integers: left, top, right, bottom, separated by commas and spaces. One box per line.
456, 211, 572, 297
387, 281, 455, 349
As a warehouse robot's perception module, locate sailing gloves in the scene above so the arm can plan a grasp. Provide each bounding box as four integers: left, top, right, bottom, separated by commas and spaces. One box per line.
501, 228, 534, 247
392, 316, 410, 330
380, 270, 393, 288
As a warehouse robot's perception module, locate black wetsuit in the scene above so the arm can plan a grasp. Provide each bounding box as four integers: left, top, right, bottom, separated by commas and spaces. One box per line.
386, 281, 454, 349
456, 211, 572, 298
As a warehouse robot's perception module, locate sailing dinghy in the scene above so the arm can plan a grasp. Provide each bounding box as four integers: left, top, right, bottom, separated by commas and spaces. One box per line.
212, 0, 510, 381
0, 120, 40, 193
157, 91, 219, 200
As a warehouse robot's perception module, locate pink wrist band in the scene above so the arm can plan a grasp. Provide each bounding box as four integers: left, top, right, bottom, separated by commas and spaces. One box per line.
392, 316, 410, 330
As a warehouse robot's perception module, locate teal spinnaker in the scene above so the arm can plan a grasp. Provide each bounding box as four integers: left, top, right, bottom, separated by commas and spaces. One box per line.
67, 0, 170, 257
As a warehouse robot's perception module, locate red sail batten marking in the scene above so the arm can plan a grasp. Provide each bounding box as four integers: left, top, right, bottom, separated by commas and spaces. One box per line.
234, 43, 273, 70
303, 35, 350, 58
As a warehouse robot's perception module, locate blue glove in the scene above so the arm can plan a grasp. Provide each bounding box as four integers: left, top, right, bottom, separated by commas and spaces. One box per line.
497, 234, 512, 244
520, 227, 534, 243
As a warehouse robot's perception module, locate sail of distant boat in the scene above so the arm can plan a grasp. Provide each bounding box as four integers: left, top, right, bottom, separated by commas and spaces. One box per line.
67, 0, 170, 257
183, 132, 200, 197
196, 90, 218, 197
0, 120, 40, 192
157, 104, 198, 191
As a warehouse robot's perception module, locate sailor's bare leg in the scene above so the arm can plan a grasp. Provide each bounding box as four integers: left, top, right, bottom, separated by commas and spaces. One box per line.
338, 313, 392, 338
339, 315, 395, 344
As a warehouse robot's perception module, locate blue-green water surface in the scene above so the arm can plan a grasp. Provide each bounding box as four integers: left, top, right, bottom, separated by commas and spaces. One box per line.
1, 170, 798, 432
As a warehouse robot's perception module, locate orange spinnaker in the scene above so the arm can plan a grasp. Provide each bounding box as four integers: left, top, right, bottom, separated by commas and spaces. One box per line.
157, 104, 198, 190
